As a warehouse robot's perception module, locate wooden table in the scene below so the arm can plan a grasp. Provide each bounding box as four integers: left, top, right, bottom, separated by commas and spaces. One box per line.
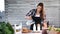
22, 30, 57, 34
22, 30, 42, 34
22, 33, 41, 34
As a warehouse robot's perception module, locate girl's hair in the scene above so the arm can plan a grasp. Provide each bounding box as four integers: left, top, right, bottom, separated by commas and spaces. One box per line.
37, 3, 44, 20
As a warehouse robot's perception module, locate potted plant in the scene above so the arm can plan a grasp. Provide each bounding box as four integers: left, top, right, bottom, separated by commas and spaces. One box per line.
0, 22, 14, 34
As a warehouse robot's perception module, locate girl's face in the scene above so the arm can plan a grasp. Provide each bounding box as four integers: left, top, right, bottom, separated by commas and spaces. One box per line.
37, 6, 42, 12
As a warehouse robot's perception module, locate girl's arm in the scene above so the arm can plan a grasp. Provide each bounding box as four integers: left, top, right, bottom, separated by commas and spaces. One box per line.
43, 11, 46, 20
43, 11, 47, 28
25, 9, 33, 20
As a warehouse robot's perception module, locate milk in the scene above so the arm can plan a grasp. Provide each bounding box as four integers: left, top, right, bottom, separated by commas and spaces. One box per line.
37, 24, 40, 31
33, 24, 36, 31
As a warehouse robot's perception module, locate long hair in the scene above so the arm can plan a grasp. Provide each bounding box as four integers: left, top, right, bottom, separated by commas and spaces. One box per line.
37, 3, 44, 20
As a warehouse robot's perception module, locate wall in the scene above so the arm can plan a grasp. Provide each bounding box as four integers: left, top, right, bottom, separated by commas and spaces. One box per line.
5, 0, 60, 27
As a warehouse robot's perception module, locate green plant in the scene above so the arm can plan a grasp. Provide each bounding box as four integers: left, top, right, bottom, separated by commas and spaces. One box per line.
55, 28, 60, 32
0, 22, 14, 34
6, 22, 14, 34
48, 26, 52, 31
48, 26, 60, 32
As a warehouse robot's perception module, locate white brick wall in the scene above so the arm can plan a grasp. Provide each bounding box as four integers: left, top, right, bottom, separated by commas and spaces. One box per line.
5, 0, 60, 27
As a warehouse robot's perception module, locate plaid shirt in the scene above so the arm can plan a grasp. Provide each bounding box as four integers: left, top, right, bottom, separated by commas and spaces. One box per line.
26, 9, 46, 21
26, 9, 36, 16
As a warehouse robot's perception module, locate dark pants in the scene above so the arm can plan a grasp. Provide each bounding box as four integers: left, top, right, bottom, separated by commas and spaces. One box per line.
30, 16, 43, 30
30, 23, 42, 30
